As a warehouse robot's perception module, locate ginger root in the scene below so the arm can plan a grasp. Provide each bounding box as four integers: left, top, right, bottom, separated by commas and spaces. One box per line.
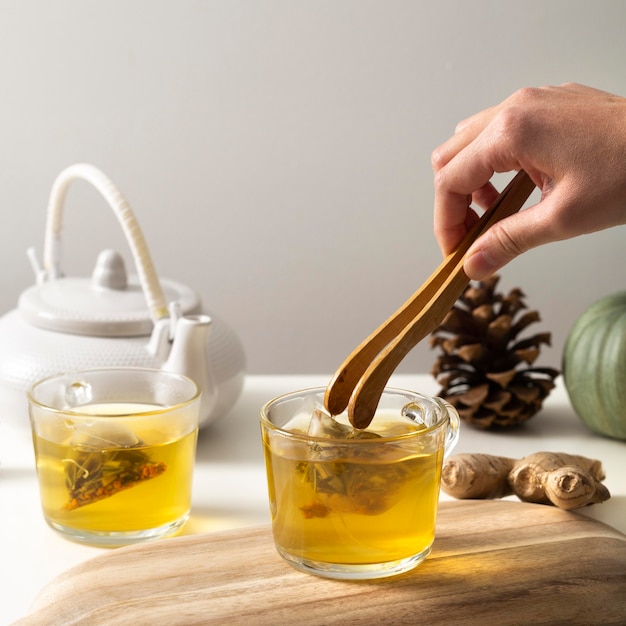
441, 451, 610, 510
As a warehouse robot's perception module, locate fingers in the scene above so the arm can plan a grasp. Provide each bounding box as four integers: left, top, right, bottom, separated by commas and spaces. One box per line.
433, 190, 474, 256
463, 200, 556, 279
433, 100, 537, 255
433, 135, 520, 255
432, 180, 500, 257
432, 106, 498, 171
432, 83, 626, 275
464, 224, 524, 280
470, 180, 500, 211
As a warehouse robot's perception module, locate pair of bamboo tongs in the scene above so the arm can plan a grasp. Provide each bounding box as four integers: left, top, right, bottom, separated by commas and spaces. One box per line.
324, 170, 536, 429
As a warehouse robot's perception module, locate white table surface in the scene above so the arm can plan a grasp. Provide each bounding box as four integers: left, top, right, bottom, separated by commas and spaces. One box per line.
1, 374, 624, 625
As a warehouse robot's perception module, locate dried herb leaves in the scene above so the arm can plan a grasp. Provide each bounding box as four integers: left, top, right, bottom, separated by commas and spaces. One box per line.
63, 446, 166, 510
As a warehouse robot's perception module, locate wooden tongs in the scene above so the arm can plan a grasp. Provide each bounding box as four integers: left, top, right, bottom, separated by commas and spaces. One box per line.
324, 170, 536, 429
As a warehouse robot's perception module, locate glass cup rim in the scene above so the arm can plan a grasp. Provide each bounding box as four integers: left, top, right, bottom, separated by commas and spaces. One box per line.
27, 366, 201, 418
260, 385, 453, 444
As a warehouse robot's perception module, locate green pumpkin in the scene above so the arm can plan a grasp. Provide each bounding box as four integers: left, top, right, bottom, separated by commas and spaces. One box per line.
562, 291, 626, 440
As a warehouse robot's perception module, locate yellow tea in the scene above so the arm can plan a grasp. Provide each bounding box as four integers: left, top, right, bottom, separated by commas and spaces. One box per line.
263, 411, 444, 566
32, 402, 197, 536
261, 387, 459, 579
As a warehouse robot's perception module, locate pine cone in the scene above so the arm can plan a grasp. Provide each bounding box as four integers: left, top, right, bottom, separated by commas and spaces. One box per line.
430, 275, 560, 429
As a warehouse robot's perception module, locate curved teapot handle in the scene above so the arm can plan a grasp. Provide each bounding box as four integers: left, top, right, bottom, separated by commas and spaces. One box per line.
42, 163, 169, 323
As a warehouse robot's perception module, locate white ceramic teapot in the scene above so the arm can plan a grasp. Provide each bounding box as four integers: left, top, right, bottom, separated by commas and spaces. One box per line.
0, 163, 245, 431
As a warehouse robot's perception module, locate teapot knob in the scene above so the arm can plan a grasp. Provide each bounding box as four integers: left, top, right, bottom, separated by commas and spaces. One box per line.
91, 249, 128, 290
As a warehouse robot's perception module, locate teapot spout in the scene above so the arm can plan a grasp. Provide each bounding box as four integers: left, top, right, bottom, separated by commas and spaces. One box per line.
162, 314, 217, 427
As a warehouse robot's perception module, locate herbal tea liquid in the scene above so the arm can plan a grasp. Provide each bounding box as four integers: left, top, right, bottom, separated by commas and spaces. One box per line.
264, 440, 444, 565
32, 403, 197, 534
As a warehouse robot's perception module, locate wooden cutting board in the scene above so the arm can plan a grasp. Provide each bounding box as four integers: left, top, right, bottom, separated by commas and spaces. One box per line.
16, 501, 626, 625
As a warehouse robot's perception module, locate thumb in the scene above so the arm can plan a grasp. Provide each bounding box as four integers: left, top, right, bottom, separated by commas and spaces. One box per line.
463, 202, 554, 279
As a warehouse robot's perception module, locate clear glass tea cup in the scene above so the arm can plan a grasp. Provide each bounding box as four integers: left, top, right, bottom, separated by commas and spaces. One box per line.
260, 387, 460, 579
28, 367, 200, 547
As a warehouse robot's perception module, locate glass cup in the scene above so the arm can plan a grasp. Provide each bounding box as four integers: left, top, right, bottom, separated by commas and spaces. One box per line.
28, 367, 200, 547
260, 387, 460, 579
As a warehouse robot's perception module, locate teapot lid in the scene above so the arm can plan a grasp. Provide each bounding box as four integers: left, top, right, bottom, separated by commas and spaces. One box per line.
19, 250, 200, 337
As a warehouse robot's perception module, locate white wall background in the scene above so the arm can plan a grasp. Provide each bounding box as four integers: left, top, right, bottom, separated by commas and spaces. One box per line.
0, 0, 624, 377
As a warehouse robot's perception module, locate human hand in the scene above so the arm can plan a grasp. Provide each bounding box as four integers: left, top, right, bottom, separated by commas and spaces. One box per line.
432, 83, 626, 279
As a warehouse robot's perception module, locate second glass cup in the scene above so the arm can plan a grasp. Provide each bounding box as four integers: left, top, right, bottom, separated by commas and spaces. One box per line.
28, 367, 200, 547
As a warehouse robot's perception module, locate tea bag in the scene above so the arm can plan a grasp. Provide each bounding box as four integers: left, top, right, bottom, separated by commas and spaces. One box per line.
63, 445, 166, 510
307, 408, 354, 439
64, 379, 140, 449
307, 402, 427, 445
70, 422, 140, 449
294, 403, 426, 516
61, 382, 165, 510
